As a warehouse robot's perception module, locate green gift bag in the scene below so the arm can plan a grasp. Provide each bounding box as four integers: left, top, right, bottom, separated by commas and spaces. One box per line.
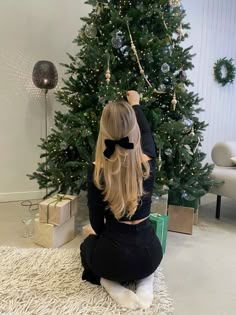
149, 213, 169, 254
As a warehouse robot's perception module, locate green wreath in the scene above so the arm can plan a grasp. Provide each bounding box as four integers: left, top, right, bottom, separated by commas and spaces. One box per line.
214, 58, 236, 86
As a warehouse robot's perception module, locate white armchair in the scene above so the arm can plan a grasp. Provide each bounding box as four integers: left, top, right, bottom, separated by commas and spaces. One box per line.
210, 141, 236, 219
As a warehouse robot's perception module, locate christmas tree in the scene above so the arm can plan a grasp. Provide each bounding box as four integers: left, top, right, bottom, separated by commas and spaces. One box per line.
29, 0, 217, 201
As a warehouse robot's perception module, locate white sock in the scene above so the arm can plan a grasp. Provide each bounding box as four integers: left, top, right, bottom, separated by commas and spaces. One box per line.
100, 277, 140, 310
136, 273, 154, 309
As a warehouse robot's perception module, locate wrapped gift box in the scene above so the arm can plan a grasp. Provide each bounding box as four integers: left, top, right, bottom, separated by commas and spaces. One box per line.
168, 205, 194, 235
149, 213, 169, 254
39, 194, 79, 226
34, 214, 75, 248
168, 190, 199, 212
151, 194, 168, 216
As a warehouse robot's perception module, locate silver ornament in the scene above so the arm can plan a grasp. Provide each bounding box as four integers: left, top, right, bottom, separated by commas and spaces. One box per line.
165, 148, 173, 156
99, 96, 106, 104
111, 31, 123, 49
120, 45, 129, 57
112, 36, 123, 49
161, 63, 170, 74
158, 84, 166, 92
164, 45, 172, 54
178, 70, 187, 82
163, 77, 171, 85
60, 142, 67, 150
181, 117, 194, 133
173, 70, 180, 76
182, 191, 196, 201
85, 23, 97, 38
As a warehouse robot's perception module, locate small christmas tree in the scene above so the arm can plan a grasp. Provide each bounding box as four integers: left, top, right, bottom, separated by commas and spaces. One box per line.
29, 0, 217, 201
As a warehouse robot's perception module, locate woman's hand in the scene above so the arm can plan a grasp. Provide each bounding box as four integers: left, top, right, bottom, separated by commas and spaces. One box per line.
126, 90, 140, 106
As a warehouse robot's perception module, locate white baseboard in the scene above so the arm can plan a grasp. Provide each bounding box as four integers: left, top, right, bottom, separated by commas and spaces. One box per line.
0, 190, 45, 203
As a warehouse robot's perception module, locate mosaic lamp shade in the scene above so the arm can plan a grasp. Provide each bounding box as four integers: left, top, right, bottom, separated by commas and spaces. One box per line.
32, 60, 58, 90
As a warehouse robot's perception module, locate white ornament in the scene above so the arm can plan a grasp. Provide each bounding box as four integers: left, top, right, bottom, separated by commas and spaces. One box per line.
177, 24, 184, 38
169, 0, 180, 8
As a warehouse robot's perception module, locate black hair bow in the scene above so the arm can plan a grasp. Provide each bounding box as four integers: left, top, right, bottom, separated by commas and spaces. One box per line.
103, 137, 134, 159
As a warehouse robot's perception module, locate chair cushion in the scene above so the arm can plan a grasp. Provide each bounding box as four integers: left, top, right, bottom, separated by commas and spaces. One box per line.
210, 166, 236, 199
211, 141, 236, 167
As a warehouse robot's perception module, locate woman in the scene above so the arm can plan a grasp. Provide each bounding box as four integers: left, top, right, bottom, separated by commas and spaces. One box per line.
80, 91, 163, 310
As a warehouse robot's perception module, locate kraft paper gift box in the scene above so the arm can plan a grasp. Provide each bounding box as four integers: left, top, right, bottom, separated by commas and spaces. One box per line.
168, 190, 199, 212
168, 190, 199, 227
151, 194, 168, 216
168, 205, 194, 235
149, 213, 169, 254
39, 194, 79, 226
34, 214, 75, 248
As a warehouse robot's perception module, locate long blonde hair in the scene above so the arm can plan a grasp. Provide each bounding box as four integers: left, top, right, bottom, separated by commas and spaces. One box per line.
94, 101, 150, 220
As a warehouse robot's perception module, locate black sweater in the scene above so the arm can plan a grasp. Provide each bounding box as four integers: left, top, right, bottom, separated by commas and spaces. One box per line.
87, 105, 156, 234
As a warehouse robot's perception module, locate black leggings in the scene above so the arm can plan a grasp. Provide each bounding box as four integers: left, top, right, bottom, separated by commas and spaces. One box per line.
80, 218, 163, 285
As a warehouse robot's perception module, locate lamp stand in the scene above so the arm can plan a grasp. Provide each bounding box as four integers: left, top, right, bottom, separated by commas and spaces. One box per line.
44, 89, 49, 196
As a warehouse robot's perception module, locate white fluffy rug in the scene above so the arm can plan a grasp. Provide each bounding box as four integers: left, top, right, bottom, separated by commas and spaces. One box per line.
0, 247, 174, 315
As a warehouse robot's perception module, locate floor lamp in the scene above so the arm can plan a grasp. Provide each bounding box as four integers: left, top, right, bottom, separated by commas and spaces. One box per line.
32, 60, 58, 195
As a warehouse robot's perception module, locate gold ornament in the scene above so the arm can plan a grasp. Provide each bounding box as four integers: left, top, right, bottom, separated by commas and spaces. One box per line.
158, 150, 162, 171
105, 52, 111, 84
190, 127, 195, 136
171, 92, 177, 110
105, 69, 111, 83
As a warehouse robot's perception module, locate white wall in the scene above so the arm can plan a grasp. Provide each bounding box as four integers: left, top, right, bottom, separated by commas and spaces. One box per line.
182, 0, 236, 160
0, 0, 90, 201
0, 0, 235, 201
